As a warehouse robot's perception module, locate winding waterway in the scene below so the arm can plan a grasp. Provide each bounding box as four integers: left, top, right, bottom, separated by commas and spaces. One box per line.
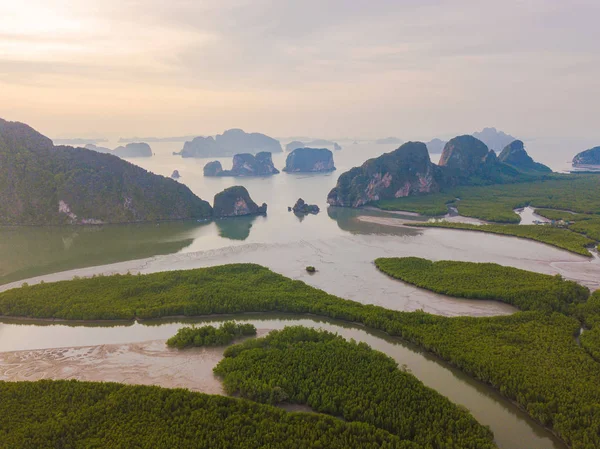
0, 314, 566, 449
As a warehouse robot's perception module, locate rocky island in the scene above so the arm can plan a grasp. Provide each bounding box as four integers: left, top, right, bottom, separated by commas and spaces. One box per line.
176, 129, 282, 158
328, 136, 549, 207
573, 146, 600, 166
213, 186, 267, 217
204, 152, 279, 177
0, 118, 212, 225
283, 148, 335, 173
291, 198, 320, 215
171, 170, 181, 179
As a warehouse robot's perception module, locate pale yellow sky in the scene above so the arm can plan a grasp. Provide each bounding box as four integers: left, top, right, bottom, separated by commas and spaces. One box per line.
1, 0, 599, 141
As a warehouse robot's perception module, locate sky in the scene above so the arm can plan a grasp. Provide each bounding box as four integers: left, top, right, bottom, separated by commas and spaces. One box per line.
0, 0, 599, 142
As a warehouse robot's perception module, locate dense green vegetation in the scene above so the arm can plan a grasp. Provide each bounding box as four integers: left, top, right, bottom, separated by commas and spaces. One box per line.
576, 290, 600, 361
215, 326, 496, 449
3, 264, 600, 448
409, 221, 595, 256
0, 118, 213, 225
376, 175, 600, 223
0, 380, 409, 449
374, 257, 589, 313
166, 321, 256, 348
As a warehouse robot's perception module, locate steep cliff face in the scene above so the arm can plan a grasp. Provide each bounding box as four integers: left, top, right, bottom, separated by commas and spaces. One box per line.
438, 135, 524, 184
573, 147, 600, 166
0, 118, 213, 225
178, 129, 281, 158
283, 148, 335, 173
439, 135, 492, 175
499, 140, 552, 173
213, 186, 267, 217
327, 142, 441, 207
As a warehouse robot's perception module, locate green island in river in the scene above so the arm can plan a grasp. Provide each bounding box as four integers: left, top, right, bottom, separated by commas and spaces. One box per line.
1, 263, 600, 449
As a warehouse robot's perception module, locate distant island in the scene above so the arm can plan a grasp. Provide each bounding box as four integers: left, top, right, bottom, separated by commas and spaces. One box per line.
53, 137, 108, 145
472, 127, 516, 152
112, 142, 153, 158
0, 118, 211, 225
204, 152, 279, 177
85, 142, 153, 158
283, 148, 336, 173
425, 138, 447, 153
175, 129, 282, 158
285, 139, 342, 152
573, 146, 600, 166
327, 136, 549, 207
375, 137, 403, 145
119, 136, 196, 143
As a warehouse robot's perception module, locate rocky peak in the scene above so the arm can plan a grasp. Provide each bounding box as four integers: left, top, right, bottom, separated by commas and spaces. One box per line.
499, 140, 552, 173
203, 161, 224, 177
439, 135, 494, 176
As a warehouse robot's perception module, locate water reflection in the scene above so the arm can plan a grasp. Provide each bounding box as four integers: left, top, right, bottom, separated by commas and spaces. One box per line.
215, 216, 257, 241
0, 221, 209, 285
327, 206, 422, 236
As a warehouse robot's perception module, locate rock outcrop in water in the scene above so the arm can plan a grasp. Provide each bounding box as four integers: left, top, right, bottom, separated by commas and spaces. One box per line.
573, 147, 600, 166
327, 142, 441, 207
292, 198, 320, 215
204, 152, 279, 177
283, 148, 335, 173
171, 170, 181, 179
328, 135, 551, 208
0, 118, 213, 225
498, 140, 552, 173
177, 129, 282, 158
213, 186, 267, 217
112, 142, 153, 158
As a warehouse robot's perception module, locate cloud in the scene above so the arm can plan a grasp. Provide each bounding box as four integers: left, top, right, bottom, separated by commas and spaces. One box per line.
0, 0, 599, 139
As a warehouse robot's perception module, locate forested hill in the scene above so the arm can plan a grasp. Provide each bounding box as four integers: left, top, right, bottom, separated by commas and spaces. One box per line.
0, 119, 213, 225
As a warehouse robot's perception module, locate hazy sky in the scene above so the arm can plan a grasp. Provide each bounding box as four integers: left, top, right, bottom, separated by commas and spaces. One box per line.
1, 0, 599, 141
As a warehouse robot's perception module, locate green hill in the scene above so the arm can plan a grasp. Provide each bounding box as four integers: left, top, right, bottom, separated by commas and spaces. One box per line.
0, 118, 212, 225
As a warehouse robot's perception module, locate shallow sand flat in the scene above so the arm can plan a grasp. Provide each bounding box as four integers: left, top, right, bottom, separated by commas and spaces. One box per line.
2, 224, 598, 317
0, 339, 227, 394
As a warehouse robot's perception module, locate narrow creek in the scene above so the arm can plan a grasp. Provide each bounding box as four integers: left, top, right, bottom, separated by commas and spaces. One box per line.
0, 314, 567, 449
